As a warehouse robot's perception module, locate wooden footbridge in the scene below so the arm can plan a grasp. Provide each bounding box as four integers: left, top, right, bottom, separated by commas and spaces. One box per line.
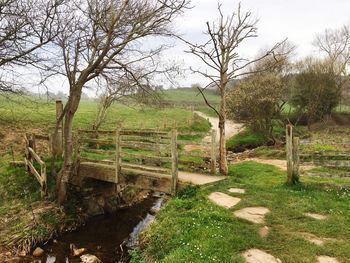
75, 128, 219, 194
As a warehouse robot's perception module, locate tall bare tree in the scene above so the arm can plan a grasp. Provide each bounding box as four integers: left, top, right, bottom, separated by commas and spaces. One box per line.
0, 0, 63, 94
48, 0, 189, 204
183, 3, 285, 175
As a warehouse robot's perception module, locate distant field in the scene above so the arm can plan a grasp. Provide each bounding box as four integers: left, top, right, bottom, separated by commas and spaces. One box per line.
162, 89, 220, 103
0, 96, 196, 131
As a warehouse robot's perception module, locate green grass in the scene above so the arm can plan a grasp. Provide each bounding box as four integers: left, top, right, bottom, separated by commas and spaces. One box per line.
226, 128, 265, 150
141, 161, 350, 263
162, 89, 219, 103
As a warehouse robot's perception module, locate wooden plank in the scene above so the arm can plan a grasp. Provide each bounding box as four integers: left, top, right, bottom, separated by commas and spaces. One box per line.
80, 138, 115, 145
178, 160, 210, 168
178, 150, 209, 158
286, 125, 293, 184
79, 162, 117, 183
299, 151, 350, 157
121, 152, 171, 162
80, 148, 115, 156
120, 130, 170, 136
171, 129, 178, 195
121, 162, 171, 174
27, 161, 43, 185
178, 131, 210, 136
78, 129, 116, 135
121, 136, 170, 144
115, 127, 121, 184
34, 134, 50, 140
120, 141, 170, 153
177, 140, 210, 146
300, 160, 350, 167
80, 157, 115, 165
301, 172, 350, 178
28, 147, 45, 166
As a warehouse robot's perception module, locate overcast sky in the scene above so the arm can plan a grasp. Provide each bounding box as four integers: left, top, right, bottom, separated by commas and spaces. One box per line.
168, 0, 350, 88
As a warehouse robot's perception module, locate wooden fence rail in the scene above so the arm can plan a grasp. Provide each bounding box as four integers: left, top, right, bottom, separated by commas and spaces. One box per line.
286, 125, 350, 180
24, 133, 47, 197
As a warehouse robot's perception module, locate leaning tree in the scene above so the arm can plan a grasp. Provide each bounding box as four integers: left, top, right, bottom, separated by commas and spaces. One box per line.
46, 0, 189, 204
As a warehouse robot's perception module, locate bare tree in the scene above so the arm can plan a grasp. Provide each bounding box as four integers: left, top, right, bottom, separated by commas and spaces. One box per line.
183, 3, 285, 175
314, 25, 350, 82
0, 0, 63, 94
47, 0, 189, 204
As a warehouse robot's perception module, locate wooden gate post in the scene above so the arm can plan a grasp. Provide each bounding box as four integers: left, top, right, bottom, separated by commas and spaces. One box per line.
292, 137, 300, 183
171, 129, 178, 195
286, 125, 293, 184
115, 127, 121, 184
55, 100, 63, 158
210, 129, 217, 173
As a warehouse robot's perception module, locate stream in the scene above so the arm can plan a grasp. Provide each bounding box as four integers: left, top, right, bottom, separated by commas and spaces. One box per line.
20, 193, 164, 263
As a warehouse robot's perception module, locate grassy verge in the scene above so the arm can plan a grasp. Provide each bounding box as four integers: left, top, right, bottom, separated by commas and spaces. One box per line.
226, 128, 265, 152
141, 161, 350, 263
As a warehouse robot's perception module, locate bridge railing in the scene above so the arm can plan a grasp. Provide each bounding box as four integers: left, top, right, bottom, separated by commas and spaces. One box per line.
76, 128, 179, 194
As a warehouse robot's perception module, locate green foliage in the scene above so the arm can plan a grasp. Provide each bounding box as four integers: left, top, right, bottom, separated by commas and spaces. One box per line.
39, 209, 58, 226
177, 185, 200, 199
227, 73, 286, 142
226, 128, 265, 151
291, 58, 341, 128
129, 249, 148, 263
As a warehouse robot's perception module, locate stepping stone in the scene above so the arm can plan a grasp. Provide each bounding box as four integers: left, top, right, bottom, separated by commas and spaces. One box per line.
298, 232, 336, 246
304, 213, 327, 220
229, 188, 245, 194
242, 249, 282, 263
207, 192, 241, 209
234, 207, 270, 224
259, 226, 269, 239
318, 256, 340, 263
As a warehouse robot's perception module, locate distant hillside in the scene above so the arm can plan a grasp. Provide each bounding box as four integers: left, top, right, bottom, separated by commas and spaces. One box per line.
161, 88, 220, 103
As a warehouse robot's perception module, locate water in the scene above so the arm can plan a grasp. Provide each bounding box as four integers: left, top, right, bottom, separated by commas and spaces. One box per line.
21, 194, 163, 263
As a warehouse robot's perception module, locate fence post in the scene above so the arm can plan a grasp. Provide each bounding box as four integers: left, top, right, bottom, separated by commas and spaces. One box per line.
164, 116, 167, 129
171, 129, 178, 195
115, 127, 121, 184
55, 100, 63, 158
41, 162, 47, 198
286, 125, 293, 185
292, 137, 300, 183
173, 119, 177, 129
210, 129, 217, 173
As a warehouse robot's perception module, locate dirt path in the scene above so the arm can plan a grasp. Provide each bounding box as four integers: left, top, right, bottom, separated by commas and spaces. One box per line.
194, 111, 244, 142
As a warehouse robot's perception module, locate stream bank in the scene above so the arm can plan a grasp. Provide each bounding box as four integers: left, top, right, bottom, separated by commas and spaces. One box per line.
16, 193, 164, 263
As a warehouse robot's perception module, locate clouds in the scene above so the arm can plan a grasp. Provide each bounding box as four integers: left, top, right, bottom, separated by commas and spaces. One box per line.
170, 0, 350, 87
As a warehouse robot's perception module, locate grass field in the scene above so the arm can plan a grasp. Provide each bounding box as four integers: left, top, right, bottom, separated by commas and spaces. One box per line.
141, 161, 350, 263
162, 89, 219, 103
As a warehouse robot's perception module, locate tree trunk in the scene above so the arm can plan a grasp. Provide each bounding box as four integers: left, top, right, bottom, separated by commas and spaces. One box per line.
218, 79, 228, 175
56, 86, 82, 205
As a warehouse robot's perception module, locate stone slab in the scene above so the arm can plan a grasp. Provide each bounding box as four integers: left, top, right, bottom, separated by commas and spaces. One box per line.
242, 249, 282, 263
318, 256, 340, 263
207, 192, 241, 209
234, 207, 270, 224
229, 188, 246, 194
304, 213, 327, 220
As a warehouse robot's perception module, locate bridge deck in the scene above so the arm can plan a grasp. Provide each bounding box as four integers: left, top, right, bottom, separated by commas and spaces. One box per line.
79, 162, 224, 194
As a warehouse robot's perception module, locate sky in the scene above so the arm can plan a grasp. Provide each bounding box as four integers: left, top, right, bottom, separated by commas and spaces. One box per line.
23, 0, 350, 96
167, 0, 350, 88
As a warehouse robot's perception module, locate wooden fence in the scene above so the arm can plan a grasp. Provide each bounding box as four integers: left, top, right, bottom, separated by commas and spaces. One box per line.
77, 129, 179, 194
286, 125, 350, 181
24, 133, 47, 197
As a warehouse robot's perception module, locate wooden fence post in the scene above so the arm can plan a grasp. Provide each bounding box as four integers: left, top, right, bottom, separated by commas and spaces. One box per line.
286, 125, 293, 185
292, 137, 300, 183
41, 162, 47, 198
210, 129, 217, 173
55, 100, 63, 158
171, 129, 178, 195
173, 120, 177, 129
115, 127, 121, 184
